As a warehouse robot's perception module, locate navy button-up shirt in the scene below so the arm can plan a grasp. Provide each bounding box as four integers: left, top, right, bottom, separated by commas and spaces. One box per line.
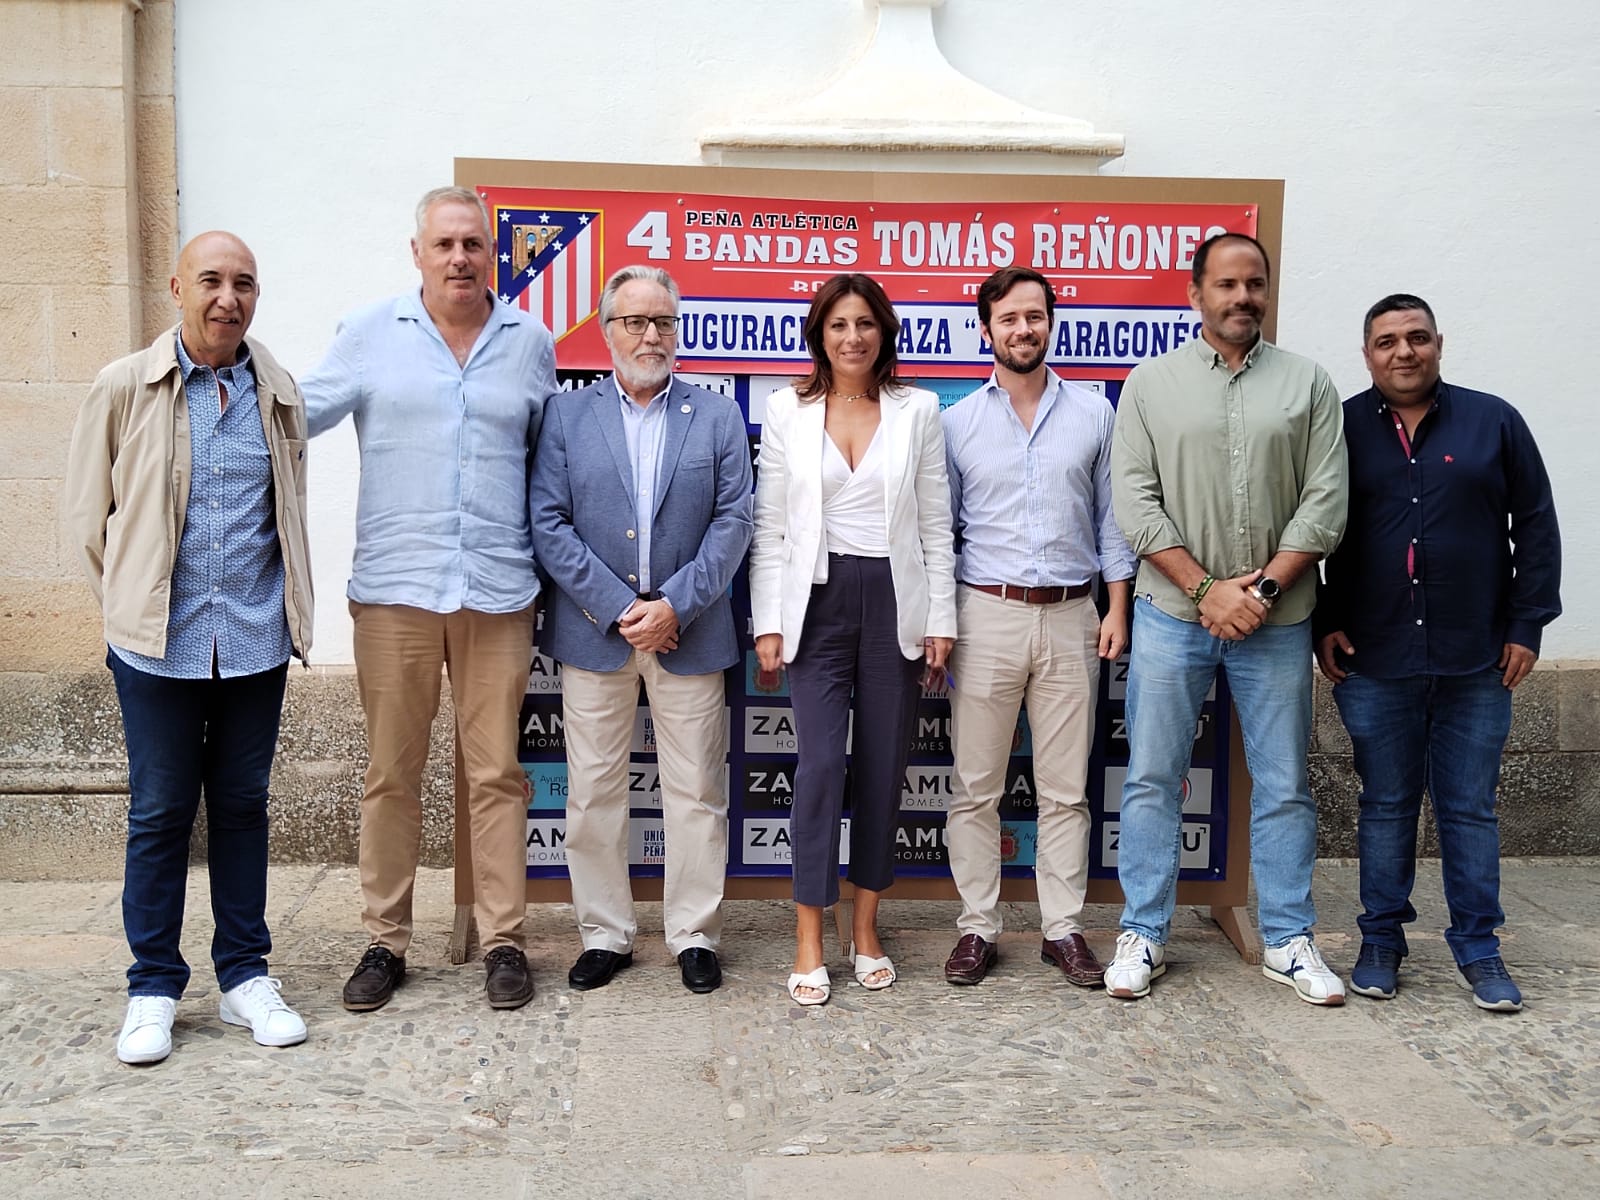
1316, 381, 1561, 677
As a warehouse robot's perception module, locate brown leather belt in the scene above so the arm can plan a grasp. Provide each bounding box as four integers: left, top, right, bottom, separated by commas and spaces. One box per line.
964, 582, 1092, 605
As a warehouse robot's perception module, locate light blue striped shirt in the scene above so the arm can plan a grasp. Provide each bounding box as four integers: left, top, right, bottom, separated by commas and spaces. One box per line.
112, 336, 292, 679
302, 289, 556, 614
616, 373, 671, 615
942, 370, 1136, 588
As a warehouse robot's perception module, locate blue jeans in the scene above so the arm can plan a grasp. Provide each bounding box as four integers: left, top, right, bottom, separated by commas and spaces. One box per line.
1332, 666, 1512, 965
1118, 600, 1317, 948
108, 652, 288, 998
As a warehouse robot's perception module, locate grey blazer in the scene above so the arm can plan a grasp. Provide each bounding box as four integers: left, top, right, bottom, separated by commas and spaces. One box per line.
528, 376, 753, 675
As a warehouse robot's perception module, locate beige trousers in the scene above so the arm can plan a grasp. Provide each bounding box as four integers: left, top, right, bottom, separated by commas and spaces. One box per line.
350, 601, 534, 955
561, 650, 728, 956
946, 586, 1100, 941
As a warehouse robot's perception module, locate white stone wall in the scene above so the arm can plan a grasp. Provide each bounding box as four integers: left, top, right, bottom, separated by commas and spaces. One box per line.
172, 0, 1600, 664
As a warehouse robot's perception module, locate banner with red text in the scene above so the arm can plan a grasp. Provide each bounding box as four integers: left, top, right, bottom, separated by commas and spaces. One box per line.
482, 185, 1258, 379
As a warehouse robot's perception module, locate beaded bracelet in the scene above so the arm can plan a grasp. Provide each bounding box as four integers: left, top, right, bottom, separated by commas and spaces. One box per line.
1190, 575, 1216, 606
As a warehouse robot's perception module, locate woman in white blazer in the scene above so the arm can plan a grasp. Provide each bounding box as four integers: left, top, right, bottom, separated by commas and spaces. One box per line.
749, 273, 957, 1005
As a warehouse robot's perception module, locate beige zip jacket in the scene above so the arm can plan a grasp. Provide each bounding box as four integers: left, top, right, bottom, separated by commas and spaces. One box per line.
62, 326, 314, 662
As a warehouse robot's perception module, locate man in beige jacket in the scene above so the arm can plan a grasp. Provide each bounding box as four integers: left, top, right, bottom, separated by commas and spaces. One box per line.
63, 232, 314, 1065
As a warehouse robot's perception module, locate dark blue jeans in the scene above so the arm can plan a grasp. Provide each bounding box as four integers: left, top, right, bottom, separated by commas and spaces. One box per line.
1332, 666, 1513, 965
108, 652, 288, 998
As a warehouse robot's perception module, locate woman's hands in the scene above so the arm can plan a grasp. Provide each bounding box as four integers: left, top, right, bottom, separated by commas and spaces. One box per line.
755, 633, 784, 674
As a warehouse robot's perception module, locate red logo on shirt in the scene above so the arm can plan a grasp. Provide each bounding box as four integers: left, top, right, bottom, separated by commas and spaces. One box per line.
1444, 455, 1454, 463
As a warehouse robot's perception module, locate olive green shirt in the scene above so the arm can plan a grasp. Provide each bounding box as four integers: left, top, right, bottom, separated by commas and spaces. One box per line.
1111, 335, 1347, 625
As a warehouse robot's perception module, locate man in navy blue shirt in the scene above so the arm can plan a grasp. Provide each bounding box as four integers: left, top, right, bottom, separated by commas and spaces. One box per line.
1315, 294, 1561, 1013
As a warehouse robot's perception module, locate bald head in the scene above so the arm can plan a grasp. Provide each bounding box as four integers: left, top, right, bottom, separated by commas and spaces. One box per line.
171, 231, 259, 368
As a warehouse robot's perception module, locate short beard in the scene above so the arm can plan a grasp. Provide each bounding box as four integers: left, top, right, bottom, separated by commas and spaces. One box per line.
1211, 309, 1262, 345
995, 341, 1047, 375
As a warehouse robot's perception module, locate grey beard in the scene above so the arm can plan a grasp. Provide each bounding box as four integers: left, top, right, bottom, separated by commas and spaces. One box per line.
615, 358, 671, 395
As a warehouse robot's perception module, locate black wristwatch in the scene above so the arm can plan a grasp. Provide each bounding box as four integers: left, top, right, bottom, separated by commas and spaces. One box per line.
1250, 577, 1281, 608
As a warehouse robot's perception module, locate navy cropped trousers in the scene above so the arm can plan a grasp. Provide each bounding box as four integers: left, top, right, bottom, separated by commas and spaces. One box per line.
785, 554, 923, 907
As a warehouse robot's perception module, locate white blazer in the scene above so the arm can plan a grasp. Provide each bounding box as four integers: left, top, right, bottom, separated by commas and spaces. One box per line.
750, 384, 957, 663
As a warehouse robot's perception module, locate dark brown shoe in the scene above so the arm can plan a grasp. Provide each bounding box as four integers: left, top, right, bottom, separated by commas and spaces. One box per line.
342, 944, 405, 1012
485, 946, 535, 1009
1041, 933, 1106, 988
944, 933, 998, 985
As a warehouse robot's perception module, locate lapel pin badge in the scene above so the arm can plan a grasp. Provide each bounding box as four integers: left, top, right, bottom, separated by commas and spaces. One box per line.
681, 404, 692, 413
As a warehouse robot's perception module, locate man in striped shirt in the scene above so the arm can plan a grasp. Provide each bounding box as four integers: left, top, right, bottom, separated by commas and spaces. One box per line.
940, 267, 1136, 988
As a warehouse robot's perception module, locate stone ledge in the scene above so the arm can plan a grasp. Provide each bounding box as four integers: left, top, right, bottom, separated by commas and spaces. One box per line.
2, 664, 1598, 877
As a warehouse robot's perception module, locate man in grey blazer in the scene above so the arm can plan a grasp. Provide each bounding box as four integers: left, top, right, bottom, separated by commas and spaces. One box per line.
529, 265, 753, 994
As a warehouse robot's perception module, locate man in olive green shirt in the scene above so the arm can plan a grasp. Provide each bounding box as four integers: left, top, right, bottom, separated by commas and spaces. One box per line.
1106, 233, 1348, 1005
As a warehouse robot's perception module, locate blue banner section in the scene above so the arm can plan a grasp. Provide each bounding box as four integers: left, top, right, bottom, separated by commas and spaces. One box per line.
521, 371, 1231, 883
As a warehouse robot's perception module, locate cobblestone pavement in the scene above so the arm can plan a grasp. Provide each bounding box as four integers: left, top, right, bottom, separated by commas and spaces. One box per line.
1, 861, 1597, 1198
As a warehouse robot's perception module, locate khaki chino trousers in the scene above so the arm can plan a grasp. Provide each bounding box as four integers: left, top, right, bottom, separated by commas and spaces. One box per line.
560, 650, 729, 957
350, 601, 534, 955
945, 586, 1100, 941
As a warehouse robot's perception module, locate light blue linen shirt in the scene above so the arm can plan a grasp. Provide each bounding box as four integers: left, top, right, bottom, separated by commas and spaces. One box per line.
942, 370, 1136, 589
112, 335, 292, 679
616, 373, 672, 612
302, 289, 556, 614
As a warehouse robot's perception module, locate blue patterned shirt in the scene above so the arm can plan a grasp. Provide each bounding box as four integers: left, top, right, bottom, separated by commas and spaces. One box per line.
112, 336, 293, 678
943, 370, 1136, 589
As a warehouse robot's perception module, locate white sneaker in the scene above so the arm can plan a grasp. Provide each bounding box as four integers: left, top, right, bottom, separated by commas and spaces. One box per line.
117, 995, 177, 1065
1262, 935, 1346, 1006
219, 975, 307, 1047
1105, 930, 1166, 999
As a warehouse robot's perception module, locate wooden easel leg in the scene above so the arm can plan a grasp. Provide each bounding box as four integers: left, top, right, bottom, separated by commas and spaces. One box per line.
831, 901, 853, 959
1210, 905, 1262, 964
450, 904, 476, 965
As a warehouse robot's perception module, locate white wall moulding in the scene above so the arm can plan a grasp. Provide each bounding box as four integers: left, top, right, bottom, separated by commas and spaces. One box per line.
699, 0, 1124, 174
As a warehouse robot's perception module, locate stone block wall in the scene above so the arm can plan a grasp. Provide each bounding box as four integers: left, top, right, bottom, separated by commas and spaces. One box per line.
0, 668, 454, 880
1310, 665, 1600, 858
0, 0, 176, 674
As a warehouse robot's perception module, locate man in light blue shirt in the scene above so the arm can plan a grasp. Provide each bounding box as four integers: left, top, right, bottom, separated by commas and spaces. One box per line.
303, 187, 556, 1013
940, 267, 1135, 989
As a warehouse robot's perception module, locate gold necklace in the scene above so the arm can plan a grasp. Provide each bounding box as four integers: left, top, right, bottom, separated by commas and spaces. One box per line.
832, 389, 871, 403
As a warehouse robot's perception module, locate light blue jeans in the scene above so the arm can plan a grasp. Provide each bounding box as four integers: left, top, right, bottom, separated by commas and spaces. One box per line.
1118, 599, 1317, 948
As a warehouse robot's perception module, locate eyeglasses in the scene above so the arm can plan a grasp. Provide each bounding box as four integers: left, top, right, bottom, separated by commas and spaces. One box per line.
606, 315, 679, 336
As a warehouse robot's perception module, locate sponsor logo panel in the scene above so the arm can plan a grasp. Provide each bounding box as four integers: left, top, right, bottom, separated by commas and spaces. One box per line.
523, 762, 568, 811
1099, 820, 1212, 871
1100, 766, 1214, 817
742, 818, 851, 866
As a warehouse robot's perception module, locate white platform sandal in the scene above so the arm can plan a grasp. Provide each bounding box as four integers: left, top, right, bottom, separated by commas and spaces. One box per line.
786, 966, 831, 1006
853, 953, 896, 991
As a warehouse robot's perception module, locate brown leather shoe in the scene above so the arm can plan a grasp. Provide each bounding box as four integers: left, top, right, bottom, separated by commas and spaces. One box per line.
944, 933, 999, 985
484, 946, 535, 1009
342, 944, 405, 1012
1041, 933, 1106, 988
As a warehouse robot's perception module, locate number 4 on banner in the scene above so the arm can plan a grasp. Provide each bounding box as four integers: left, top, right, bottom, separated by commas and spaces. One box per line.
626, 210, 671, 260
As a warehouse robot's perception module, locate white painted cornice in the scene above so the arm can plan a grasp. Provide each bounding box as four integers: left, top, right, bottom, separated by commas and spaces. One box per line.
700, 0, 1123, 172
